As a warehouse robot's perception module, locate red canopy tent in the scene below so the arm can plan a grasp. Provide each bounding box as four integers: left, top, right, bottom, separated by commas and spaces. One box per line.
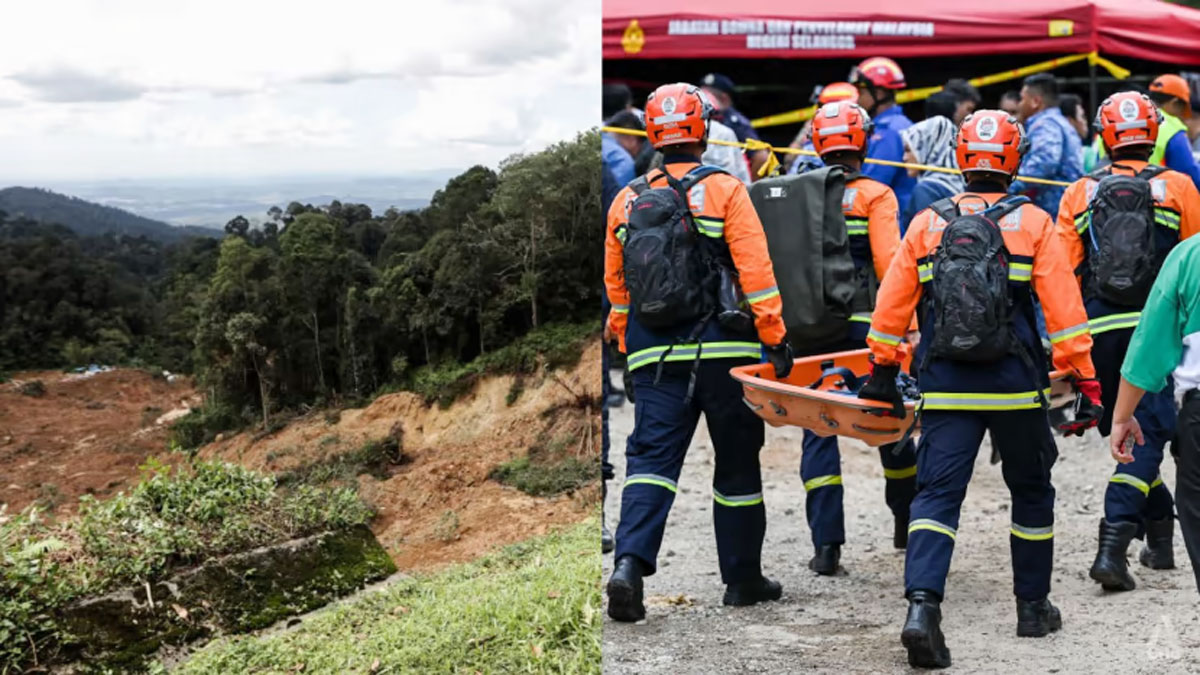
603, 0, 1200, 65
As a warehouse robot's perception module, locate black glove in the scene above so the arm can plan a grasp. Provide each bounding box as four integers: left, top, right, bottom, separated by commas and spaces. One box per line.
764, 341, 794, 379
858, 363, 905, 418
622, 365, 635, 404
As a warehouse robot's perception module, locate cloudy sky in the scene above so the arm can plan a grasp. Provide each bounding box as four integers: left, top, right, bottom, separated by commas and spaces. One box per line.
0, 0, 599, 181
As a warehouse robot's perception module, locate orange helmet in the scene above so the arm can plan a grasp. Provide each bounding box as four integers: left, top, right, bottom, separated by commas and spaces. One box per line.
955, 110, 1028, 176
645, 83, 711, 149
1149, 74, 1192, 119
812, 101, 873, 155
1095, 91, 1161, 151
850, 57, 906, 90
817, 82, 858, 105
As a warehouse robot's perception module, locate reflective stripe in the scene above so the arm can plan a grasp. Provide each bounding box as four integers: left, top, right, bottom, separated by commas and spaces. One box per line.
967, 142, 1004, 152
917, 263, 933, 283
920, 389, 1052, 411
868, 328, 904, 346
1115, 119, 1148, 131
713, 489, 764, 507
1110, 472, 1150, 496
818, 124, 850, 136
1152, 475, 1164, 488
1088, 312, 1140, 335
850, 312, 873, 324
1155, 209, 1181, 230
846, 218, 869, 236
883, 465, 917, 480
615, 225, 628, 244
1047, 321, 1088, 344
1074, 212, 1090, 234
627, 341, 762, 371
1011, 523, 1054, 541
804, 474, 842, 491
1008, 262, 1032, 282
611, 303, 629, 314
653, 113, 687, 124
624, 473, 678, 493
909, 518, 957, 540
695, 217, 725, 238
746, 286, 780, 304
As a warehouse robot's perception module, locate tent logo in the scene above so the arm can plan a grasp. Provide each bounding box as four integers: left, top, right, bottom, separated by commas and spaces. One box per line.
1120, 98, 1140, 121
976, 116, 998, 140
622, 19, 645, 55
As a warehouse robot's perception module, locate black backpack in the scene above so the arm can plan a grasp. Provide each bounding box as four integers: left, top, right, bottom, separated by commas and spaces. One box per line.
749, 165, 859, 349
925, 195, 1030, 363
622, 166, 726, 330
1083, 164, 1167, 307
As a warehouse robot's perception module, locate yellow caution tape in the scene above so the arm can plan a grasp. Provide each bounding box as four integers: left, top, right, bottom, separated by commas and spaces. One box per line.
601, 125, 1071, 187
752, 51, 1130, 129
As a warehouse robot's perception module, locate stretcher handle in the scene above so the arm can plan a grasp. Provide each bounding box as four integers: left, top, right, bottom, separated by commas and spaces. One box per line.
851, 423, 902, 436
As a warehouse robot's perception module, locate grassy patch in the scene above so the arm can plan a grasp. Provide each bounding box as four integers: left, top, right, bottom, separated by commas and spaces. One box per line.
0, 460, 372, 669
171, 518, 601, 674
490, 456, 598, 497
278, 436, 403, 487
405, 321, 596, 408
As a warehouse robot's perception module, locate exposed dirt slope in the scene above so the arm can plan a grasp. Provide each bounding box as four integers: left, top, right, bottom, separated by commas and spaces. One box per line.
0, 370, 197, 514
603, 391, 1200, 673
200, 341, 603, 572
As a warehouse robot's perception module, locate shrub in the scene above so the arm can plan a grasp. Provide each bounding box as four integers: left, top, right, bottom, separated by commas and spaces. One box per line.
168, 402, 241, 450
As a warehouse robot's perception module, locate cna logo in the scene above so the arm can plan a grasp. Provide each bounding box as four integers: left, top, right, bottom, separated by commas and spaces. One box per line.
976, 116, 998, 141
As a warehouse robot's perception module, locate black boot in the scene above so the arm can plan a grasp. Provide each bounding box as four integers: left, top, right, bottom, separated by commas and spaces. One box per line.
894, 515, 909, 550
1016, 597, 1063, 637
809, 544, 841, 575
901, 590, 951, 669
601, 521, 614, 554
607, 556, 646, 622
1139, 516, 1176, 570
1089, 518, 1138, 591
723, 575, 783, 606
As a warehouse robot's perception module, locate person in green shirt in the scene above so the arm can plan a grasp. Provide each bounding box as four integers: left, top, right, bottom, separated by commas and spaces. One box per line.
1111, 234, 1200, 593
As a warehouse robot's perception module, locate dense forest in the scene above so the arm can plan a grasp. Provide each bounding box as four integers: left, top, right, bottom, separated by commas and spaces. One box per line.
1, 130, 601, 429
0, 187, 221, 242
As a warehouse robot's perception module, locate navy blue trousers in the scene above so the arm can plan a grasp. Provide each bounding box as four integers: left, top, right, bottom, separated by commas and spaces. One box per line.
800, 432, 917, 547
614, 358, 767, 584
1093, 327, 1176, 530
905, 409, 1057, 601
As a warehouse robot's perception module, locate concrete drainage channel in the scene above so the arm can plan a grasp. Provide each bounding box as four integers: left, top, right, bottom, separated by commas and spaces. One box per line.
51, 525, 397, 669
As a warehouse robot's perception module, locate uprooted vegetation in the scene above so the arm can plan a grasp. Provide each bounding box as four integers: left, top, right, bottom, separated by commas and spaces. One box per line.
0, 460, 374, 670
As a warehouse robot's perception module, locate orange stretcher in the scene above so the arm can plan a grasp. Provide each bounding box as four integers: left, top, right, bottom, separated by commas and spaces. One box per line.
730, 348, 1075, 447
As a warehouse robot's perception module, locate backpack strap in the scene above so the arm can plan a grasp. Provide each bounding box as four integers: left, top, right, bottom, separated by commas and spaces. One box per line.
678, 164, 729, 191
629, 175, 652, 195
982, 195, 1031, 222
1088, 165, 1113, 181
929, 197, 960, 224
1136, 164, 1169, 180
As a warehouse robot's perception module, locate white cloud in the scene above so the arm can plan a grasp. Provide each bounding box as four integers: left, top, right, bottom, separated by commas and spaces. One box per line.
0, 0, 600, 180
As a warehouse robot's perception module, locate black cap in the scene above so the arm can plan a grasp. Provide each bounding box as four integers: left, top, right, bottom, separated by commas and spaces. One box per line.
701, 73, 735, 97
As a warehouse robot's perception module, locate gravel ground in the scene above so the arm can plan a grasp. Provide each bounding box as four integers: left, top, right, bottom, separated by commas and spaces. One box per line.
602, 381, 1200, 673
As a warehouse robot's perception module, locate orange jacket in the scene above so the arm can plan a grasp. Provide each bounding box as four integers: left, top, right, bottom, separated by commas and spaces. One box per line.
868, 193, 1095, 393
605, 160, 786, 354
844, 175, 902, 282
1057, 160, 1200, 276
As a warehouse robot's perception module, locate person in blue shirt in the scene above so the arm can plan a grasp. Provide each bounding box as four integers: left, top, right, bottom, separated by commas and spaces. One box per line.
1009, 74, 1083, 219
849, 57, 916, 213
602, 110, 643, 198
1148, 75, 1200, 191
701, 73, 768, 179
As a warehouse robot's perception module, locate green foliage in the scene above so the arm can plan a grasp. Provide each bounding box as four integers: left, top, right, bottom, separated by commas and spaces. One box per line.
405, 320, 596, 407
278, 436, 402, 486
171, 518, 601, 674
0, 187, 220, 243
0, 461, 371, 670
490, 456, 598, 497
168, 402, 243, 450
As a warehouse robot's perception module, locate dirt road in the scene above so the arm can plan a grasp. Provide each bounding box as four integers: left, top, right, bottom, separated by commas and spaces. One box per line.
603, 388, 1200, 673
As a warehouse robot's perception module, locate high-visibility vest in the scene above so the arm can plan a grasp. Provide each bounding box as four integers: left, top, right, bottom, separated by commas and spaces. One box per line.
1150, 112, 1188, 166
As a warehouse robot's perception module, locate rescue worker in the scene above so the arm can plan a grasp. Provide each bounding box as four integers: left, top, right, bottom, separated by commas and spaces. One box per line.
849, 57, 916, 213
1110, 233, 1200, 595
798, 100, 917, 575
860, 110, 1099, 668
1056, 91, 1200, 591
604, 83, 793, 622
1010, 73, 1083, 219
1148, 74, 1200, 190
700, 73, 769, 179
